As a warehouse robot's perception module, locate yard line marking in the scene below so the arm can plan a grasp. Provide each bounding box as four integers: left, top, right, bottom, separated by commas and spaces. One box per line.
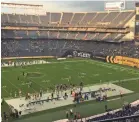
2, 76, 37, 94
108, 73, 112, 74
46, 60, 86, 64
27, 78, 47, 90
13, 69, 48, 93
2, 77, 20, 90
2, 87, 10, 96
93, 74, 99, 76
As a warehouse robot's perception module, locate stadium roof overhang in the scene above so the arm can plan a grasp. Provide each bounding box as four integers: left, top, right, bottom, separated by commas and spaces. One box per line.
1, 2, 43, 7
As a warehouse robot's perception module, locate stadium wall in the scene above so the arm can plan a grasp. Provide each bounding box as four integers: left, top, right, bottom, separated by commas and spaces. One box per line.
1, 56, 55, 60
2, 50, 139, 68
64, 50, 106, 61
64, 50, 139, 68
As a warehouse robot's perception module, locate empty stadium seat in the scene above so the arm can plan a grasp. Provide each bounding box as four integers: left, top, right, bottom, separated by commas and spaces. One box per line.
8, 14, 20, 23
50, 13, 61, 26
79, 13, 97, 26
60, 13, 73, 25
39, 13, 50, 26
70, 13, 85, 26
1, 14, 9, 23
31, 15, 40, 24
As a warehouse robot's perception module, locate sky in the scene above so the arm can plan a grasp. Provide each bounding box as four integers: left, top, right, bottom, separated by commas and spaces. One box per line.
1, 0, 138, 14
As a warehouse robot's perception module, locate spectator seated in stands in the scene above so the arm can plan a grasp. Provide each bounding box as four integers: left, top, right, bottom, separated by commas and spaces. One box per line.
86, 104, 139, 122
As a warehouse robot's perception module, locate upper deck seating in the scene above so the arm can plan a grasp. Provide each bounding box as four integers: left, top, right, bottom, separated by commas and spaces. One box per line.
31, 15, 40, 24
39, 13, 50, 26
90, 13, 108, 26
60, 13, 73, 25
50, 13, 61, 26
70, 13, 85, 26
1, 10, 135, 28
19, 14, 32, 26
8, 14, 20, 23
110, 12, 132, 27
1, 14, 9, 23
79, 13, 97, 26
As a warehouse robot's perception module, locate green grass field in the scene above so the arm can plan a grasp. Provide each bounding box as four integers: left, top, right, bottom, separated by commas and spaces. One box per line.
1, 58, 139, 122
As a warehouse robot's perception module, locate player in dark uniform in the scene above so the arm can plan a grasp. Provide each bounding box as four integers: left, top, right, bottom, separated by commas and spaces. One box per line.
17, 76, 19, 81
80, 81, 83, 87
51, 92, 54, 100
80, 81, 83, 91
23, 72, 25, 76
40, 89, 43, 97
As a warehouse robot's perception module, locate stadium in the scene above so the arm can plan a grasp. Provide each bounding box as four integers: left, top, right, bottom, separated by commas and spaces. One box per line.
1, 1, 139, 122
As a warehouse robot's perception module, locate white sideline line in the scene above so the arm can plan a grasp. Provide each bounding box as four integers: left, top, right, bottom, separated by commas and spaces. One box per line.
2, 76, 37, 94
2, 77, 20, 90
107, 97, 120, 102
86, 77, 139, 87
2, 87, 10, 95
47, 60, 85, 64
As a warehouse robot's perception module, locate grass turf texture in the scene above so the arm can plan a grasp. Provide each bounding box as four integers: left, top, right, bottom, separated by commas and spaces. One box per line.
1, 58, 139, 122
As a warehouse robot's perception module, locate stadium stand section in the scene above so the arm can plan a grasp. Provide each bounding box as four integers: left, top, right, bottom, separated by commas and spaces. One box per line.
1, 39, 139, 58
1, 3, 139, 122
86, 104, 139, 122
1, 11, 135, 27
1, 10, 139, 59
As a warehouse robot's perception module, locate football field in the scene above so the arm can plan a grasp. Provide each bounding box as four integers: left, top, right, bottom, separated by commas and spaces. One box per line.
1, 58, 139, 98
1, 58, 139, 122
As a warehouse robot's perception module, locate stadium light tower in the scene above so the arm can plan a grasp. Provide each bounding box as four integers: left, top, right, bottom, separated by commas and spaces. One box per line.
1, 2, 45, 15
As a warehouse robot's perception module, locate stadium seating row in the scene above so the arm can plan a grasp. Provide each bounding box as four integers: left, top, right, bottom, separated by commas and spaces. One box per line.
2, 30, 125, 41
86, 104, 139, 122
1, 40, 139, 58
1, 10, 135, 27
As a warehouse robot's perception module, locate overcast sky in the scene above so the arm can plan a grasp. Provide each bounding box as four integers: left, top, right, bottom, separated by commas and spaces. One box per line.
1, 0, 138, 14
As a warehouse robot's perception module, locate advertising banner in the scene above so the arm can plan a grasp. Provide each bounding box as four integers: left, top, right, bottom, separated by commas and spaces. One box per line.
106, 56, 139, 68
64, 50, 106, 61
